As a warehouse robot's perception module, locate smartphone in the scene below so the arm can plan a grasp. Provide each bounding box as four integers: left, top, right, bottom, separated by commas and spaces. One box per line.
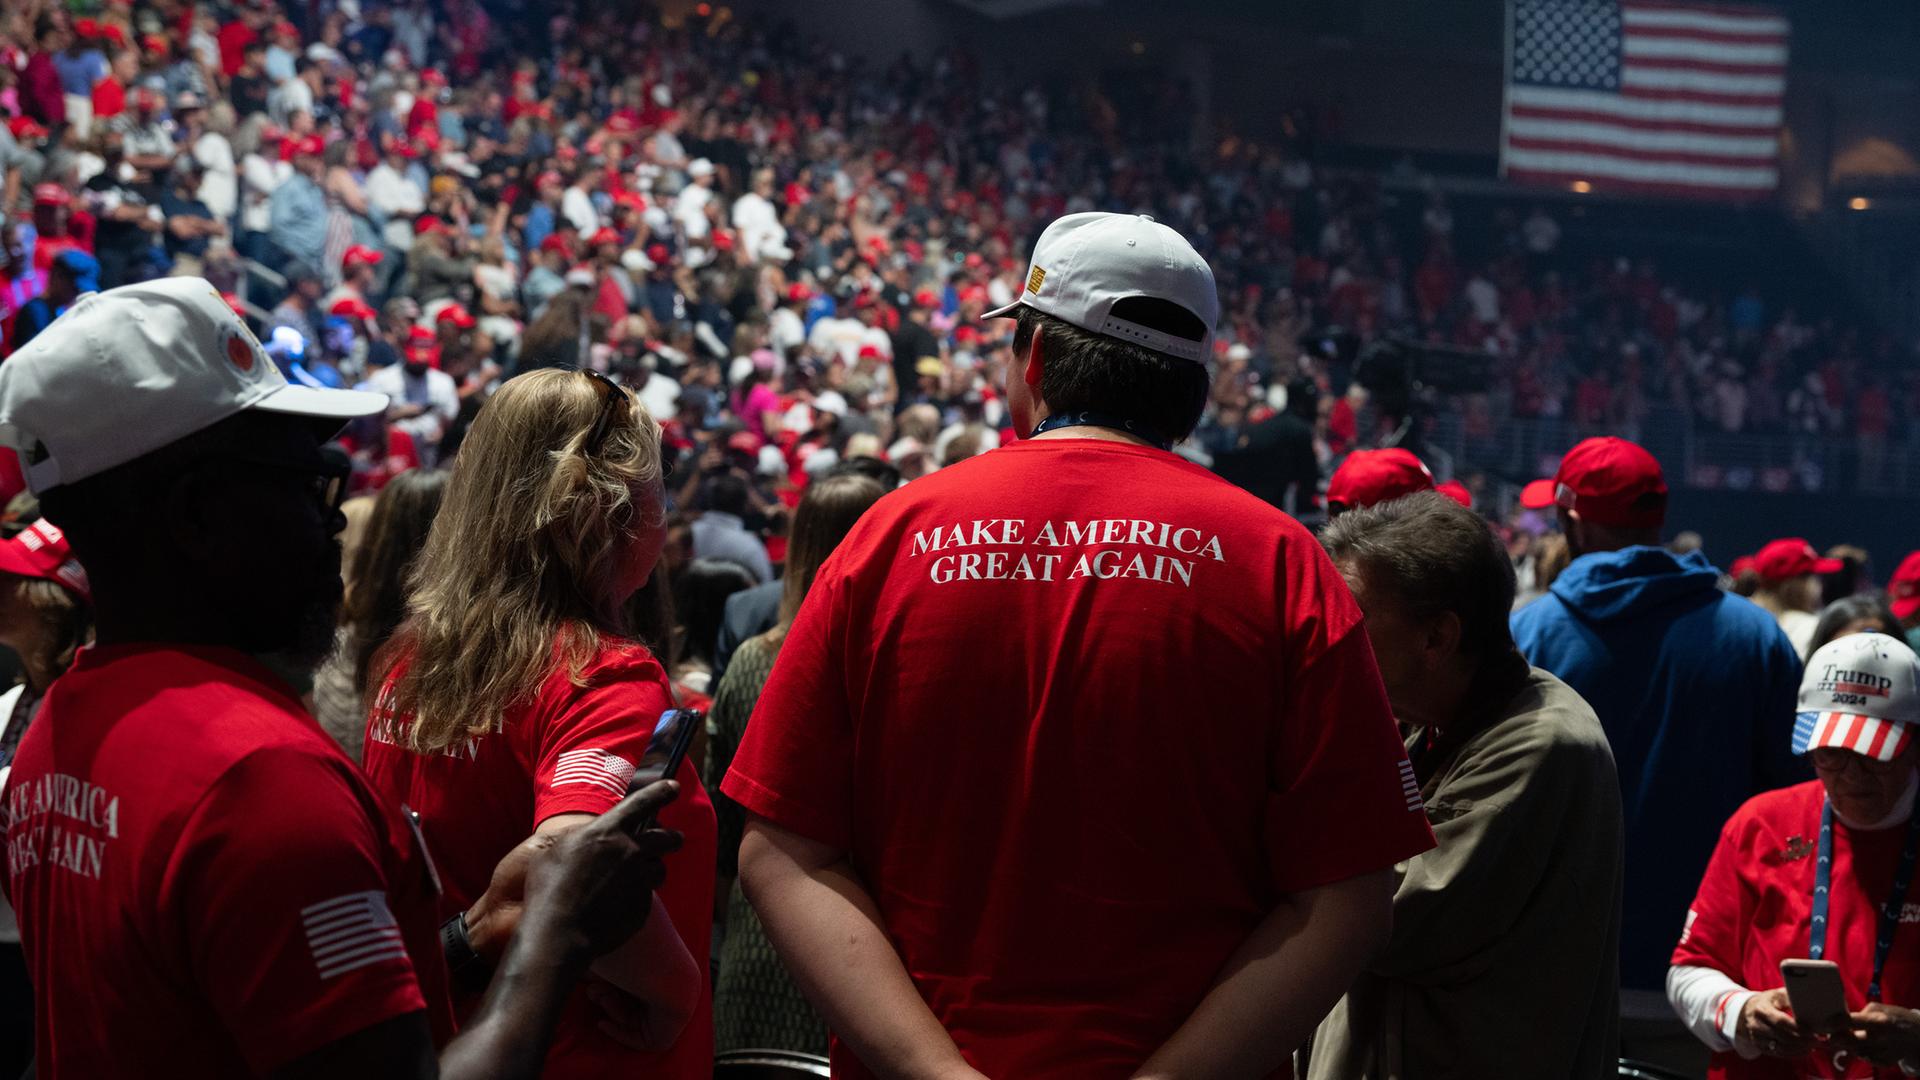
1780, 958, 1850, 1035
628, 707, 701, 829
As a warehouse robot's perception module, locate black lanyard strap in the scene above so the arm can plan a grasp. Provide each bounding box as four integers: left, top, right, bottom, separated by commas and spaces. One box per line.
1029, 411, 1172, 451
1811, 797, 1920, 1002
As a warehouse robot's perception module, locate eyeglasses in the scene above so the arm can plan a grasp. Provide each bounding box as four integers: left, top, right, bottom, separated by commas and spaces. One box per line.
579, 368, 630, 458
1810, 747, 1906, 778
204, 446, 353, 516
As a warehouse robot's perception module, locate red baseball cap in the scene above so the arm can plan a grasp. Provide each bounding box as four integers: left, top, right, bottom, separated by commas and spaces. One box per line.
0, 520, 90, 601
435, 303, 476, 329
414, 214, 443, 235
1890, 550, 1920, 622
1436, 479, 1473, 509
1753, 538, 1843, 583
539, 233, 573, 255
589, 227, 621, 247
914, 288, 940, 310
328, 297, 377, 321
403, 325, 441, 367
1552, 437, 1667, 529
8, 117, 47, 142
31, 183, 68, 207
1326, 448, 1434, 512
292, 135, 325, 158
645, 243, 671, 265
786, 282, 814, 303
341, 244, 383, 269
1519, 477, 1557, 510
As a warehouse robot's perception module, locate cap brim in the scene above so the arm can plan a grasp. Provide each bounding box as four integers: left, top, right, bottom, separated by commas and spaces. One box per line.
1519, 480, 1557, 509
1793, 710, 1914, 762
1894, 594, 1920, 622
981, 300, 1022, 321
249, 383, 388, 421
1812, 557, 1845, 574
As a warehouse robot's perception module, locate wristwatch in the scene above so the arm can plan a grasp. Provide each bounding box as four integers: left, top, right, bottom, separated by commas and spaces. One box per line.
440, 911, 494, 995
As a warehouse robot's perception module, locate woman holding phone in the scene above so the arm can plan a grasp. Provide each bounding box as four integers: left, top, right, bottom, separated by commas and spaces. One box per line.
360, 368, 714, 1079
1668, 632, 1920, 1078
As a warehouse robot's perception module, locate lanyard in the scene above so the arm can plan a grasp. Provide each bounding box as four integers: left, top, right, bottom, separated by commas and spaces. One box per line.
1810, 797, 1920, 1002
1029, 411, 1171, 451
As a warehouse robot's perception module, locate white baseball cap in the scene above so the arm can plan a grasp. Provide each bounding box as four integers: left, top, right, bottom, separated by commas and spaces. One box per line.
0, 278, 387, 493
1793, 633, 1920, 762
983, 212, 1219, 363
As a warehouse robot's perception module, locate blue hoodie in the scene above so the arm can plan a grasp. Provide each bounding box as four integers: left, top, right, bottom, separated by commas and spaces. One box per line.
1511, 545, 1803, 994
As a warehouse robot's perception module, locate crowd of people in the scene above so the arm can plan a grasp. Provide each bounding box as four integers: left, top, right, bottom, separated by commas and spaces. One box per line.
3, 1, 1920, 1079
3, 0, 1919, 515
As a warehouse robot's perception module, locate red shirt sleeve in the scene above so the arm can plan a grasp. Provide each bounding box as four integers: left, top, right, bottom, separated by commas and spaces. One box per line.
1671, 810, 1752, 974
1264, 540, 1437, 893
530, 644, 676, 826
720, 556, 854, 850
164, 746, 427, 1074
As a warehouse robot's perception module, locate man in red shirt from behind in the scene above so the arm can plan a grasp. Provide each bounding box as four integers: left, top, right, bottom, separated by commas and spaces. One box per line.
0, 278, 684, 1079
725, 213, 1436, 1078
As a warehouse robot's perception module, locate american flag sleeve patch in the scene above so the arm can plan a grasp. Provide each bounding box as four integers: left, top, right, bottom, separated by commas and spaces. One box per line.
1398, 758, 1426, 812
301, 890, 410, 980
552, 748, 639, 798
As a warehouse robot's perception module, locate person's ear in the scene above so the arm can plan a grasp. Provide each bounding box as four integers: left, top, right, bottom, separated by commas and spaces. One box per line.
1022, 324, 1045, 390
1426, 610, 1463, 669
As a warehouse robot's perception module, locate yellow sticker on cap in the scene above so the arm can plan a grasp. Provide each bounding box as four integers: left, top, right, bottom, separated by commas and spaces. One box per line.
1027, 266, 1046, 295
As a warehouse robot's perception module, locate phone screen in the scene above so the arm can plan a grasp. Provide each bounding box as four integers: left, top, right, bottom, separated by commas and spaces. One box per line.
628, 708, 699, 826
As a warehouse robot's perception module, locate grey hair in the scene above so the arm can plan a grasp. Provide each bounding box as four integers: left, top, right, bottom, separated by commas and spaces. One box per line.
1318, 491, 1518, 658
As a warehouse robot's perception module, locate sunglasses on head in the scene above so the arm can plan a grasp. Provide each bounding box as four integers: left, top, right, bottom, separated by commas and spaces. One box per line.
578, 368, 629, 457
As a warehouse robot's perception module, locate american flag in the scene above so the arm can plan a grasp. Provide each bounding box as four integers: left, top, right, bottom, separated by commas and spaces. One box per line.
552, 747, 638, 798
1501, 0, 1789, 200
1793, 711, 1915, 763
301, 891, 410, 980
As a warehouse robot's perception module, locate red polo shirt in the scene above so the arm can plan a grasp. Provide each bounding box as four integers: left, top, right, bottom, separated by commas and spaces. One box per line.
723, 437, 1436, 1078
1, 645, 453, 1078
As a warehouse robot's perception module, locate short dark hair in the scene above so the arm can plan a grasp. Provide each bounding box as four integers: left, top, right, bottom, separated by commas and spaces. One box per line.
1319, 491, 1517, 659
1013, 298, 1210, 445
703, 471, 750, 517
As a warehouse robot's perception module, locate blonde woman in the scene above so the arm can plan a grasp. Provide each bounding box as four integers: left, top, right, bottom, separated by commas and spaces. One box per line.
360, 368, 713, 1079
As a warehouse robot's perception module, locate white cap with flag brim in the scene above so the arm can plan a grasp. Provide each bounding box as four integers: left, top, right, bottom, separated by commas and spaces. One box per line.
0, 277, 387, 493
983, 211, 1219, 364
1792, 633, 1920, 762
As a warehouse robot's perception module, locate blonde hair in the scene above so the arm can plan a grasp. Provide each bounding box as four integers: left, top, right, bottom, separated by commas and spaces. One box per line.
380, 369, 664, 754
772, 473, 886, 642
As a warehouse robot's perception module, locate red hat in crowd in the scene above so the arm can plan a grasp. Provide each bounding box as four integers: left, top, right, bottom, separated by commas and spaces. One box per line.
539, 233, 573, 255
1890, 551, 1920, 622
1519, 477, 1557, 511
1729, 555, 1757, 578
329, 297, 377, 321
9, 117, 48, 141
1325, 448, 1434, 513
273, 20, 299, 38
914, 288, 940, 310
589, 227, 621, 248
645, 243, 671, 265
1753, 538, 1842, 583
726, 431, 765, 456
415, 214, 444, 235
292, 135, 326, 158
1550, 437, 1667, 529
786, 282, 814, 303
404, 325, 441, 367
435, 303, 477, 329
74, 17, 100, 39
1436, 480, 1473, 509
341, 244, 383, 270
31, 183, 67, 207
0, 520, 90, 602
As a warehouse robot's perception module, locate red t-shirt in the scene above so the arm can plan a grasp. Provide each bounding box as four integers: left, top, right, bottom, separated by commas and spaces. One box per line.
1673, 780, 1920, 1079
360, 635, 716, 1080
1, 645, 453, 1078
721, 437, 1436, 1078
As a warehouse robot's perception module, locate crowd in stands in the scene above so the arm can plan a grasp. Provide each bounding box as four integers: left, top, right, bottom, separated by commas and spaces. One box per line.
4, 0, 1919, 518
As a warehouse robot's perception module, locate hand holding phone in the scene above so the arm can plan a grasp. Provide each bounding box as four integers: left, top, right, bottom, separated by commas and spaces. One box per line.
1781, 958, 1850, 1036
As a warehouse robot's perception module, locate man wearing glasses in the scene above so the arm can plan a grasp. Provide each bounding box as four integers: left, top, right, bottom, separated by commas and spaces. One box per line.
0, 278, 685, 1079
